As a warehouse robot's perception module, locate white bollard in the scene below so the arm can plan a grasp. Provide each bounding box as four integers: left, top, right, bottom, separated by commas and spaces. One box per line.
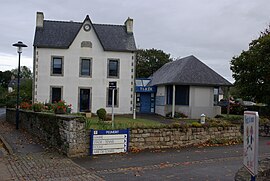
200, 114, 206, 124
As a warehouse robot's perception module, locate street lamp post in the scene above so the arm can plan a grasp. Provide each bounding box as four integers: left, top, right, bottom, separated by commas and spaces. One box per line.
12, 41, 27, 130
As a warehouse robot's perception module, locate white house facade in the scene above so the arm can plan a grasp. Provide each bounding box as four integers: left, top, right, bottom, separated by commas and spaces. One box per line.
33, 12, 136, 114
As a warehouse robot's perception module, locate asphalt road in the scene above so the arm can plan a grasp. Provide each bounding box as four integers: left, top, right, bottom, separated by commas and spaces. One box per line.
74, 137, 270, 181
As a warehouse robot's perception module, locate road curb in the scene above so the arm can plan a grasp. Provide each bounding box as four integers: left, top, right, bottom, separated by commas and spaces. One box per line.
0, 134, 13, 155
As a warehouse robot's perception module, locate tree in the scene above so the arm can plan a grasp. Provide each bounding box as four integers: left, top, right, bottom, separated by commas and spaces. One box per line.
0, 70, 12, 88
230, 26, 270, 104
11, 66, 32, 79
136, 48, 172, 78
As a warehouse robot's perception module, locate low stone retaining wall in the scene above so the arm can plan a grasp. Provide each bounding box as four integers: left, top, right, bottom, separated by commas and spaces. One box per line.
129, 126, 242, 150
260, 124, 270, 137
8, 109, 265, 157
6, 109, 87, 157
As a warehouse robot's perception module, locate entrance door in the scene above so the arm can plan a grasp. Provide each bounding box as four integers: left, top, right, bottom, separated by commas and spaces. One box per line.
79, 89, 90, 112
140, 93, 151, 113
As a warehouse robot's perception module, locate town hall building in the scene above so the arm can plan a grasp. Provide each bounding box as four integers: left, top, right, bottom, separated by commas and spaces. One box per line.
33, 12, 136, 114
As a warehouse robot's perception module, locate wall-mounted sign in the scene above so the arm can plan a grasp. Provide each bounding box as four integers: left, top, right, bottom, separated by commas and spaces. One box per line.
243, 111, 259, 177
90, 129, 129, 155
109, 82, 117, 90
135, 86, 156, 93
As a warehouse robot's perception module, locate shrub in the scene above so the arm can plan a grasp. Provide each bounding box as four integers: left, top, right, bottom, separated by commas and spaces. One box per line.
52, 100, 72, 114
32, 102, 44, 112
214, 114, 224, 118
20, 102, 32, 110
166, 112, 188, 119
96, 108, 107, 121
191, 121, 202, 127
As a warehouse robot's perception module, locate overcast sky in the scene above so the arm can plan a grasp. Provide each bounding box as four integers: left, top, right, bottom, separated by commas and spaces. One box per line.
1, 0, 270, 82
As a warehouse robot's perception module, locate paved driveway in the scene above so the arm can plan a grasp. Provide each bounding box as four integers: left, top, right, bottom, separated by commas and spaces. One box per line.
74, 137, 270, 181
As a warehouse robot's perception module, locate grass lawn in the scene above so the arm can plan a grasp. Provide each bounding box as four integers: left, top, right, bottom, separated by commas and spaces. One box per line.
86, 116, 164, 130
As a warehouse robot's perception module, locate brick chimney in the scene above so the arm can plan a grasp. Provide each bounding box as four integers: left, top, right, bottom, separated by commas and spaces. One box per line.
125, 17, 133, 34
36, 12, 44, 28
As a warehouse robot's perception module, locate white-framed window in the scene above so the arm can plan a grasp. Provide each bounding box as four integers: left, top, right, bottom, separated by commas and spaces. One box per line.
50, 86, 63, 103
80, 58, 92, 77
51, 56, 63, 76
106, 88, 119, 107
107, 59, 119, 78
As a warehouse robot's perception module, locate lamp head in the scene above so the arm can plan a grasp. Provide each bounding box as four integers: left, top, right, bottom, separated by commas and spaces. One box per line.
12, 41, 27, 53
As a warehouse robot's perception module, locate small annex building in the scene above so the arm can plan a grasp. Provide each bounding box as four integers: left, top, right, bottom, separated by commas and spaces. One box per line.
135, 55, 232, 118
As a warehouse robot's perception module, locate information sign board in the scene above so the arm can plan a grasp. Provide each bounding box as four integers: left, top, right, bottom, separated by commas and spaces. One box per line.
243, 111, 259, 176
109, 82, 117, 90
90, 129, 129, 155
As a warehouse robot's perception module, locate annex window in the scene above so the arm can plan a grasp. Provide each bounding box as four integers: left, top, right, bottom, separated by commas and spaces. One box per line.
51, 57, 63, 75
166, 85, 189, 105
51, 87, 62, 103
107, 88, 118, 107
80, 58, 92, 77
108, 59, 119, 78
214, 87, 219, 106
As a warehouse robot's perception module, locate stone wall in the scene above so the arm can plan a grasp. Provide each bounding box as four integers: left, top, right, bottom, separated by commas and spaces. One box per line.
129, 126, 241, 150
6, 109, 87, 157
259, 124, 270, 137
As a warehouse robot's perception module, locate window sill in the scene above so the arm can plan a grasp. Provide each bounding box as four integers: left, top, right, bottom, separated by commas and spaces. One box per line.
51, 74, 64, 77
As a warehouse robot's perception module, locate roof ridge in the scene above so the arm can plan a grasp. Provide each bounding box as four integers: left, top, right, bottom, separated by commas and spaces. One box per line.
93, 23, 125, 27
44, 20, 82, 24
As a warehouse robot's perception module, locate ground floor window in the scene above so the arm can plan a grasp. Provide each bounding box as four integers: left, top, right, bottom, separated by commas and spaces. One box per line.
79, 88, 91, 112
107, 88, 118, 107
166, 85, 189, 105
51, 87, 62, 103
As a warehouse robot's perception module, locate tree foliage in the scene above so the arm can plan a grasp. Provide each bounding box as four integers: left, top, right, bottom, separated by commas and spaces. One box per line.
0, 70, 12, 88
0, 66, 32, 107
230, 26, 270, 104
136, 48, 172, 78
11, 66, 32, 79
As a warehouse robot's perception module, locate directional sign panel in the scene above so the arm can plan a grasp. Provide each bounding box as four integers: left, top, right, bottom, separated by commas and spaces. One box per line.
243, 111, 259, 176
90, 129, 129, 155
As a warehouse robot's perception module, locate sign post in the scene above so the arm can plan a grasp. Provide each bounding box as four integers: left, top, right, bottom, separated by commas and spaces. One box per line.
109, 82, 117, 129
243, 111, 259, 181
112, 88, 115, 128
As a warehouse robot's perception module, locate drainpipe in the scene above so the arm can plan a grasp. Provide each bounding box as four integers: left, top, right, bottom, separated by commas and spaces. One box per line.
133, 52, 136, 119
172, 84, 176, 118
227, 86, 230, 116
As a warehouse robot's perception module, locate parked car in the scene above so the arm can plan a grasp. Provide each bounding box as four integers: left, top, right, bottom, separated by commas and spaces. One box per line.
242, 101, 256, 106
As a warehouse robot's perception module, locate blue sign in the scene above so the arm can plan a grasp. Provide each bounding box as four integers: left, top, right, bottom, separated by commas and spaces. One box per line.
136, 86, 157, 93
90, 129, 129, 155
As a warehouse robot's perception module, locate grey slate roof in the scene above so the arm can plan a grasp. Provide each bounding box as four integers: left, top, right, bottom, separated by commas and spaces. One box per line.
149, 55, 232, 86
33, 19, 136, 52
